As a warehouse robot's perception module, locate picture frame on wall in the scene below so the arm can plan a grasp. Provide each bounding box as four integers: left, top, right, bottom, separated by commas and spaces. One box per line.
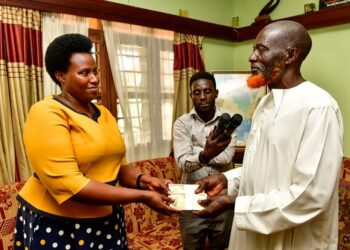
212, 71, 267, 147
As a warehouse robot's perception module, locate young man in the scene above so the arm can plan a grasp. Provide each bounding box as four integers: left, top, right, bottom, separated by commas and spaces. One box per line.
173, 71, 237, 250
194, 21, 343, 250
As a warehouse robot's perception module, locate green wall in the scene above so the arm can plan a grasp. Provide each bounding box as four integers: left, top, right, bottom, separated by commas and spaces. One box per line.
232, 0, 349, 156
109, 0, 233, 25
109, 0, 349, 156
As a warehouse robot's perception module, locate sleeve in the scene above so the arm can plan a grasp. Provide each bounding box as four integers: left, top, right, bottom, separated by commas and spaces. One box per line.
173, 117, 236, 173
23, 103, 90, 204
234, 106, 343, 234
224, 167, 242, 196
173, 117, 203, 172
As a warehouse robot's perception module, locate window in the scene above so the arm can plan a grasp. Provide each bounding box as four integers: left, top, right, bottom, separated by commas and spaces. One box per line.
116, 42, 174, 143
89, 28, 175, 147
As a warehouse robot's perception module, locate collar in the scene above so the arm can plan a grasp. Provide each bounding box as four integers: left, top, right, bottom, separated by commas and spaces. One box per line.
190, 106, 222, 124
270, 81, 308, 114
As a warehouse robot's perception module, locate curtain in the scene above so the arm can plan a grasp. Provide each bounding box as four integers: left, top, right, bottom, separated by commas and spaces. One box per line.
102, 21, 174, 162
0, 6, 43, 184
172, 33, 205, 122
42, 13, 88, 97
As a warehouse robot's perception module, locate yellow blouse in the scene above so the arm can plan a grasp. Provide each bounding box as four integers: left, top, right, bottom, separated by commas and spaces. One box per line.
18, 96, 126, 218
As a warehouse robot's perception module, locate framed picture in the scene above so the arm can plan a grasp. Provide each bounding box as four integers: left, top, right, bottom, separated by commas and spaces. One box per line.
212, 71, 267, 147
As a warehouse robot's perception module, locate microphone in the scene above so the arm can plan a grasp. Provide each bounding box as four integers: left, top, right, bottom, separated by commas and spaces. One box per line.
225, 114, 243, 137
212, 113, 231, 139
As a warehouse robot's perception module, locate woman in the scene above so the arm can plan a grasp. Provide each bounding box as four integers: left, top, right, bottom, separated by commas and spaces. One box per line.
14, 33, 179, 250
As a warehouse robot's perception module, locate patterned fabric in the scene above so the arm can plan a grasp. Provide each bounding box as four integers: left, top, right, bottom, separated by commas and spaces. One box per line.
339, 157, 350, 250
123, 157, 181, 234
123, 157, 182, 249
14, 204, 127, 250
342, 157, 350, 182
127, 218, 182, 250
0, 6, 43, 184
2, 157, 350, 249
0, 158, 182, 250
0, 181, 25, 250
172, 33, 205, 122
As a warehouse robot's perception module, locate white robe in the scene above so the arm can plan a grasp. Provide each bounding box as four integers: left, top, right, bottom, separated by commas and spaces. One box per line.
224, 81, 343, 250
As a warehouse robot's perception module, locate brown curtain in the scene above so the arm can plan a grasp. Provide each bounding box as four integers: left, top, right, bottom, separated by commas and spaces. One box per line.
172, 33, 205, 122
0, 6, 43, 184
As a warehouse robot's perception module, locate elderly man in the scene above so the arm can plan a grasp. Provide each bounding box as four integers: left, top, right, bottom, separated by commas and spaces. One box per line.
194, 20, 343, 250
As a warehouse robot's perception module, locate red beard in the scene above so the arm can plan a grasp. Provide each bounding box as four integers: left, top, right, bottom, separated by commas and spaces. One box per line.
247, 73, 266, 88
247, 67, 281, 89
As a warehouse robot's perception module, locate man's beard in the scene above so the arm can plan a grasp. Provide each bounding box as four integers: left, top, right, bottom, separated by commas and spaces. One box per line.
247, 67, 281, 89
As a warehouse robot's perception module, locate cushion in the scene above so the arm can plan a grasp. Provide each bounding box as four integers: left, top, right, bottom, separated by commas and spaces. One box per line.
339, 157, 350, 250
127, 217, 182, 250
0, 181, 25, 250
123, 157, 181, 234
122, 157, 182, 249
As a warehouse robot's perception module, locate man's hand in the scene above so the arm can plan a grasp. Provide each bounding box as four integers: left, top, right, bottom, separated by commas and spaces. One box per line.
200, 130, 232, 164
192, 195, 236, 218
195, 173, 228, 197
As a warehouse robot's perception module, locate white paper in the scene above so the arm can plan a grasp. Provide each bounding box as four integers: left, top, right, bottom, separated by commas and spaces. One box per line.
168, 184, 207, 210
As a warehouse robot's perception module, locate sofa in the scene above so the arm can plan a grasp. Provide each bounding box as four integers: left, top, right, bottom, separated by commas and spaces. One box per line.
122, 157, 182, 250
1, 157, 350, 249
0, 156, 182, 250
0, 181, 25, 250
339, 157, 350, 250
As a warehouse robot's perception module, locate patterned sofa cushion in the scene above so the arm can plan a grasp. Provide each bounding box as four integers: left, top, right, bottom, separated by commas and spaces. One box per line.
123, 157, 181, 233
127, 218, 182, 250
4, 157, 347, 249
122, 156, 182, 250
0, 181, 25, 250
339, 157, 350, 250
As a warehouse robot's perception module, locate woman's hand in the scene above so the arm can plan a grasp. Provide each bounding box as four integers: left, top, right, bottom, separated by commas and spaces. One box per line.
143, 190, 182, 215
140, 176, 172, 195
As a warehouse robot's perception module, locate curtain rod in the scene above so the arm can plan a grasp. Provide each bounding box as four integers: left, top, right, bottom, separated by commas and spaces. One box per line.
0, 0, 238, 42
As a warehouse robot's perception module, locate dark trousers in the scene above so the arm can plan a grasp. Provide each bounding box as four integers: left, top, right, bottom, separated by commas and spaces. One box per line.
179, 208, 234, 250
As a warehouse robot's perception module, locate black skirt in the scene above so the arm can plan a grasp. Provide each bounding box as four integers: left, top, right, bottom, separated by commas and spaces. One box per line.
13, 202, 128, 250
